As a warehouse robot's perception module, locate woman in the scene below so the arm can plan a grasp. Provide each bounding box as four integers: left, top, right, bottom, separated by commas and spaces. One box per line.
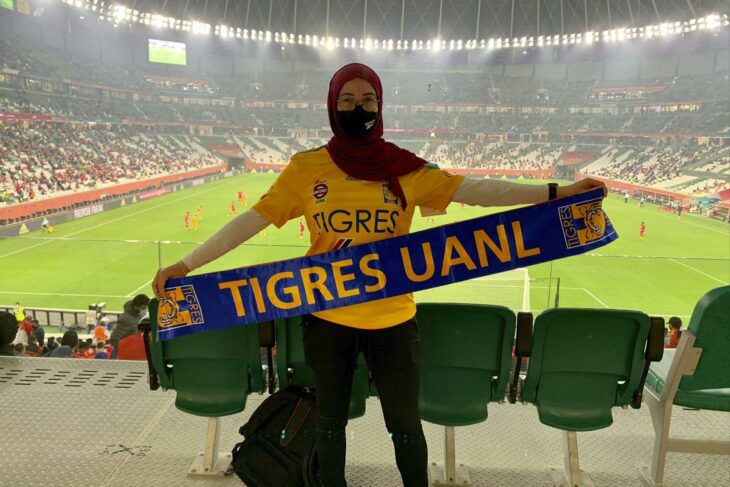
153, 63, 606, 486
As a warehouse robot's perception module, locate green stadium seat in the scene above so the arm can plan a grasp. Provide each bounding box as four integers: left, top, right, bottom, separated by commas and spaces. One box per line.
416, 303, 516, 486
147, 298, 266, 476
274, 316, 370, 420
639, 286, 730, 487
519, 308, 659, 486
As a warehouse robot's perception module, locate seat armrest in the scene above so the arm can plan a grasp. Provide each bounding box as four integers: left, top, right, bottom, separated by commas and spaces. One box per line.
631, 316, 665, 409
509, 312, 533, 404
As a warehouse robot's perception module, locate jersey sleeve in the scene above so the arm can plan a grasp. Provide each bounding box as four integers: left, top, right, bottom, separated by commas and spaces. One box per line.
253, 161, 305, 228
409, 164, 465, 211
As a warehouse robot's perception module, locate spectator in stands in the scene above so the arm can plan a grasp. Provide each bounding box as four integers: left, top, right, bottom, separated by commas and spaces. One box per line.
32, 319, 44, 348
42, 336, 58, 356
152, 63, 608, 487
13, 343, 25, 356
116, 332, 147, 361
50, 330, 78, 358
74, 341, 95, 359
13, 316, 33, 346
94, 342, 107, 359
94, 320, 109, 343
25, 334, 39, 355
103, 340, 114, 359
667, 317, 683, 348
109, 294, 150, 359
0, 311, 18, 356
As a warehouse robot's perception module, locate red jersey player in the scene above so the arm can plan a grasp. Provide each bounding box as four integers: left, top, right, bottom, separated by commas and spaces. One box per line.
229, 201, 237, 217
299, 218, 305, 238
639, 221, 646, 239
184, 211, 190, 230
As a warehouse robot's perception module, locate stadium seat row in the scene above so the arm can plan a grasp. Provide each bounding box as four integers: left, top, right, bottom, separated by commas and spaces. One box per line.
144, 285, 730, 486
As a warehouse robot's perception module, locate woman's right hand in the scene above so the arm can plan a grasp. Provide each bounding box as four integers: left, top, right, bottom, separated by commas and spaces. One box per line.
152, 261, 190, 300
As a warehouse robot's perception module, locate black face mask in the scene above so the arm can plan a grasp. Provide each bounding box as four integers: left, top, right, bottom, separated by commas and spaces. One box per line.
337, 106, 378, 139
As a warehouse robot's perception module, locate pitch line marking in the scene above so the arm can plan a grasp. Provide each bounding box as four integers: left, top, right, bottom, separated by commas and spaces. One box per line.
126, 279, 154, 298
668, 258, 728, 285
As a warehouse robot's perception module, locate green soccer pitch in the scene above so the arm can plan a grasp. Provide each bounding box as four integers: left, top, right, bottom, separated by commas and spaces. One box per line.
1, 172, 727, 320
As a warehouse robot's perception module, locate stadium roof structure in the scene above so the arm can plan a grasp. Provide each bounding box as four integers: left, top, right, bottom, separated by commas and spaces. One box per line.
75, 0, 729, 48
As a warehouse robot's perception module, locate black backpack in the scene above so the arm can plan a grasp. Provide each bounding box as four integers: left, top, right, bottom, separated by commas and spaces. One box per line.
230, 385, 320, 487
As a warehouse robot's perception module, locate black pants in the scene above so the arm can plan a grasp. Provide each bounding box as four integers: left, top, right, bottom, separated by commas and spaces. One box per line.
301, 314, 428, 487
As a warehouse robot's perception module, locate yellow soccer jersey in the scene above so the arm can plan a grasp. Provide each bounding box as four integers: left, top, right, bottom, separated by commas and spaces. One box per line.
253, 146, 464, 329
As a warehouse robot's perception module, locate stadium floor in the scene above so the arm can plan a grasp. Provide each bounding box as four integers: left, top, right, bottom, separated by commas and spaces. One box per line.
1, 356, 728, 487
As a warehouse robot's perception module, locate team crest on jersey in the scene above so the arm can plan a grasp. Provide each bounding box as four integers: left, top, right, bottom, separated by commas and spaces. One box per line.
381, 182, 400, 205
558, 199, 607, 249
158, 285, 204, 329
313, 180, 328, 204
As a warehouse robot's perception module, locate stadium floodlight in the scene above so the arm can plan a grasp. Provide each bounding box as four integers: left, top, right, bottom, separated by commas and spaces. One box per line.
113, 5, 126, 21
52, 0, 730, 53
707, 14, 720, 29
192, 20, 210, 35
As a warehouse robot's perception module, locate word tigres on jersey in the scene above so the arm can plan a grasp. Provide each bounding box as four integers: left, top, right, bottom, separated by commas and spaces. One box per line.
254, 147, 463, 329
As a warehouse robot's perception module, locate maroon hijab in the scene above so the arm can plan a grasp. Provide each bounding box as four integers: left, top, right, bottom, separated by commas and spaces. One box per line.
325, 63, 428, 210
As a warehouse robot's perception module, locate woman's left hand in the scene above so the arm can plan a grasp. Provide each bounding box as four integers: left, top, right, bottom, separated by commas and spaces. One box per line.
557, 178, 608, 199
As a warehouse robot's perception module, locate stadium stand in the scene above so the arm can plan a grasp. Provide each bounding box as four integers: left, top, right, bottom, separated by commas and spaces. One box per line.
0, 122, 218, 204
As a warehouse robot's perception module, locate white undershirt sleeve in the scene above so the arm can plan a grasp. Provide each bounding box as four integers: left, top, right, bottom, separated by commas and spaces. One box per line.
451, 177, 549, 207
180, 208, 270, 272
